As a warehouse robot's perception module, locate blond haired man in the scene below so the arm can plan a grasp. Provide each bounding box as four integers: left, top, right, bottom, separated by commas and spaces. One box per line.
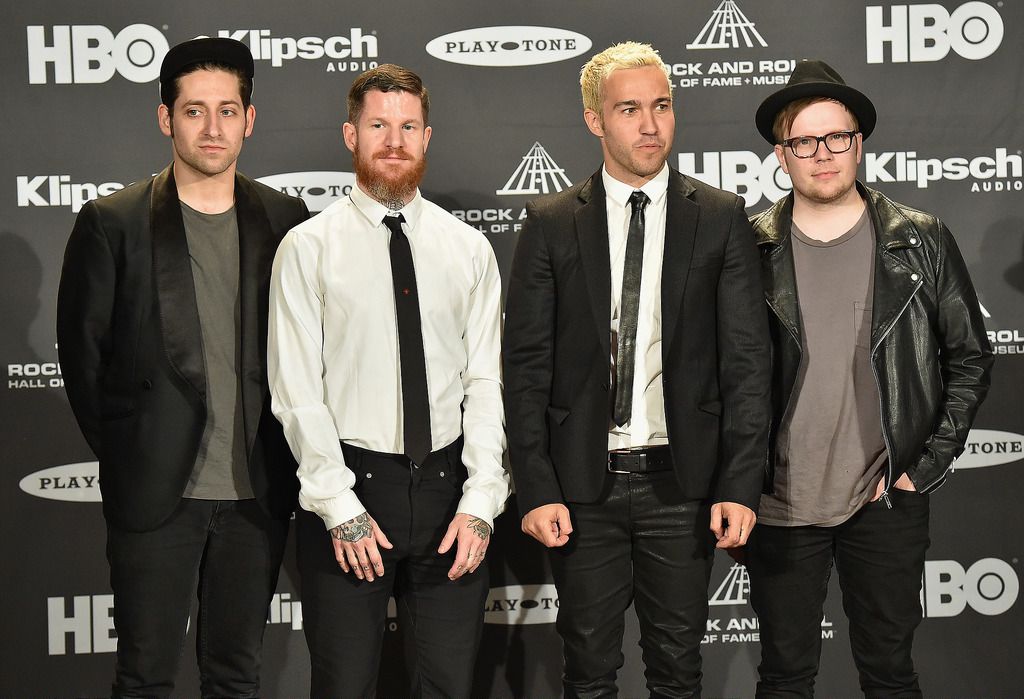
504, 42, 771, 697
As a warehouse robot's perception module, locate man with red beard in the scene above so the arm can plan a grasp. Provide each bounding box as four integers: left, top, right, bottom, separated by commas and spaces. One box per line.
268, 64, 508, 698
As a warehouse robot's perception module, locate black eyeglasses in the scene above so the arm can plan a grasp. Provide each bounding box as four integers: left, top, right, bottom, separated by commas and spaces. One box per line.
780, 130, 859, 158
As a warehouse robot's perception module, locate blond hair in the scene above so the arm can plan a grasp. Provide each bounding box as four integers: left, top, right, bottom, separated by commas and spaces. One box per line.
580, 42, 671, 114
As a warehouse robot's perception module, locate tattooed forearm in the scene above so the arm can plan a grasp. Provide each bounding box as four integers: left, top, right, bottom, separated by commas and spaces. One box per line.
467, 517, 491, 540
331, 513, 372, 542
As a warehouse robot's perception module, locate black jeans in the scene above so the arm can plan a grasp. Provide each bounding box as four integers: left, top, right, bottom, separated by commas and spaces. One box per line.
297, 440, 489, 699
549, 469, 714, 699
746, 489, 931, 698
106, 498, 289, 699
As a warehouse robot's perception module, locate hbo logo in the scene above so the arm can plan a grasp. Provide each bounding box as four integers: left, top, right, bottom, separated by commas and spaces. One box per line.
866, 2, 1004, 63
921, 558, 1019, 617
27, 24, 169, 84
678, 151, 792, 209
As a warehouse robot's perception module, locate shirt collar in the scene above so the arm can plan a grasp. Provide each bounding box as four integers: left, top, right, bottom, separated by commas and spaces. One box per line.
602, 162, 669, 209
349, 183, 424, 232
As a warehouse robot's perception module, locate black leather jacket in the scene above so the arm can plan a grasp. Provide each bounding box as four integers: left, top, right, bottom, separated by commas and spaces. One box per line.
750, 182, 993, 497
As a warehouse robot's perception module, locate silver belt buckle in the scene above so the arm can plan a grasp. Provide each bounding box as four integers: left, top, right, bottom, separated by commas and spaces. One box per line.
607, 449, 633, 474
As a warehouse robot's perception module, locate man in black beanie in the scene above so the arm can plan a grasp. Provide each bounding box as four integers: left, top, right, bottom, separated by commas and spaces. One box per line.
57, 37, 308, 697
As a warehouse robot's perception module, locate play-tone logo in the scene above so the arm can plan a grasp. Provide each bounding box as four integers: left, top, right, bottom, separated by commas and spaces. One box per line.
866, 2, 1004, 63
27, 24, 168, 84
497, 142, 572, 196
952, 429, 1024, 471
426, 27, 591, 67
687, 0, 767, 49
709, 563, 750, 606
484, 584, 559, 624
20, 462, 102, 502
256, 171, 355, 212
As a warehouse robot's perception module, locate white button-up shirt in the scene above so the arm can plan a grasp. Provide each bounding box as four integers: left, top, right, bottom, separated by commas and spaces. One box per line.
269, 185, 509, 530
604, 163, 670, 450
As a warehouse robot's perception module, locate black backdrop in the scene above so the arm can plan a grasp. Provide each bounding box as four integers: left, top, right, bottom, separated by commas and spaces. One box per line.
3, 1, 1022, 696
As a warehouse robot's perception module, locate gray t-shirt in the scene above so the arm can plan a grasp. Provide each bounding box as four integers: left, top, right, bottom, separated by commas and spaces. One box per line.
180, 202, 253, 500
758, 209, 887, 527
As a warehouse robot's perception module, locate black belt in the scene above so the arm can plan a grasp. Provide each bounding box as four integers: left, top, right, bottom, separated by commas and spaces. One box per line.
607, 445, 673, 474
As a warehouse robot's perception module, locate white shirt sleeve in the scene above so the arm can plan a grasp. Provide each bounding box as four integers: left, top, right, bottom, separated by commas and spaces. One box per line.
268, 228, 365, 531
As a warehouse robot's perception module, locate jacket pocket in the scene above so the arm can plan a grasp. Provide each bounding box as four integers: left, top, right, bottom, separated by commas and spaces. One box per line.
546, 405, 570, 425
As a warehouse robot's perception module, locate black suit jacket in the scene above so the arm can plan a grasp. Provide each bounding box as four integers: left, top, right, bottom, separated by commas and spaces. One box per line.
57, 165, 309, 532
503, 167, 771, 516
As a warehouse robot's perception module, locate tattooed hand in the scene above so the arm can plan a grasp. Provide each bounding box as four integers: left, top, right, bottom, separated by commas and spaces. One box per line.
437, 512, 492, 580
329, 511, 392, 581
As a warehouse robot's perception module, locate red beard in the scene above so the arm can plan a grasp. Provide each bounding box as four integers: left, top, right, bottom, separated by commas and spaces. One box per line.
353, 145, 427, 208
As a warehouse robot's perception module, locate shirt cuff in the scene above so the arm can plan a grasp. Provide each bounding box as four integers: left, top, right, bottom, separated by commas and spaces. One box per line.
456, 489, 501, 531
300, 488, 366, 531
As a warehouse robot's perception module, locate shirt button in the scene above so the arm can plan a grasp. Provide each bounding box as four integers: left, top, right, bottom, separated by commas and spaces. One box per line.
439, 471, 445, 477
909, 236, 918, 245
911, 273, 920, 281
366, 473, 373, 479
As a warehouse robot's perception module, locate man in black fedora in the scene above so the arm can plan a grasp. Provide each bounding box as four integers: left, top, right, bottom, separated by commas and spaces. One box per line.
58, 37, 308, 697
744, 60, 992, 697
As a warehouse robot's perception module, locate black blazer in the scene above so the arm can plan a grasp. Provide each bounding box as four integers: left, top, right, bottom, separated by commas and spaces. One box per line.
503, 167, 771, 515
57, 165, 309, 532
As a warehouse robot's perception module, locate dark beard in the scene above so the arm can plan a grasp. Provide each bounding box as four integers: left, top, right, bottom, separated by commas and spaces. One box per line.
354, 145, 427, 210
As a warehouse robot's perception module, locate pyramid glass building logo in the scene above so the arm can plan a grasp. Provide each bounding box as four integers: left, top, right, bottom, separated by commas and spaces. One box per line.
687, 1, 768, 50
497, 142, 573, 196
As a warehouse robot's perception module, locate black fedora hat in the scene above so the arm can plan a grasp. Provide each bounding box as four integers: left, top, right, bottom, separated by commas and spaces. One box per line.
159, 37, 255, 106
755, 59, 876, 144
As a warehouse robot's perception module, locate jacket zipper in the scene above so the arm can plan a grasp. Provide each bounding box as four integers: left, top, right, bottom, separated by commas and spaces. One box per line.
870, 275, 923, 509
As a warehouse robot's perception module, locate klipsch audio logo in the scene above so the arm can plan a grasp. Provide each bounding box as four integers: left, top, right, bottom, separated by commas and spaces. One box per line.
20, 462, 102, 502
864, 147, 1022, 192
484, 584, 559, 624
256, 171, 355, 212
866, 2, 1004, 63
425, 27, 591, 67
27, 24, 168, 84
16, 174, 123, 213
216, 28, 378, 72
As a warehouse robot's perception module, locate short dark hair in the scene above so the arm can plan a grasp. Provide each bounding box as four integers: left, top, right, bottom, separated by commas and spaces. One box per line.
160, 62, 253, 111
347, 64, 429, 126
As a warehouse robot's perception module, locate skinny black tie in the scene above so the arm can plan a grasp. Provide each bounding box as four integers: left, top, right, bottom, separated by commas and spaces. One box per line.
383, 214, 432, 465
613, 190, 649, 427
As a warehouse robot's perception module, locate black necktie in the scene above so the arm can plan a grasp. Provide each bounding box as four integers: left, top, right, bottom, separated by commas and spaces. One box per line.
613, 190, 649, 427
383, 214, 432, 465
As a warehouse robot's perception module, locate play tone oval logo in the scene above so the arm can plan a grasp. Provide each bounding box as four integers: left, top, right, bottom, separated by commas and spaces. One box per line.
484, 584, 559, 624
951, 429, 1024, 470
20, 461, 102, 502
425, 27, 591, 67
256, 171, 355, 213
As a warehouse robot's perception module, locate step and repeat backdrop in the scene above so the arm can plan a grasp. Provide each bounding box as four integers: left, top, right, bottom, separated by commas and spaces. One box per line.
2, 1, 1022, 696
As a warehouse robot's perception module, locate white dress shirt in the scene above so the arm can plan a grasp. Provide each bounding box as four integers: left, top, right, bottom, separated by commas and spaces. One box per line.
605, 163, 670, 450
269, 185, 509, 531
